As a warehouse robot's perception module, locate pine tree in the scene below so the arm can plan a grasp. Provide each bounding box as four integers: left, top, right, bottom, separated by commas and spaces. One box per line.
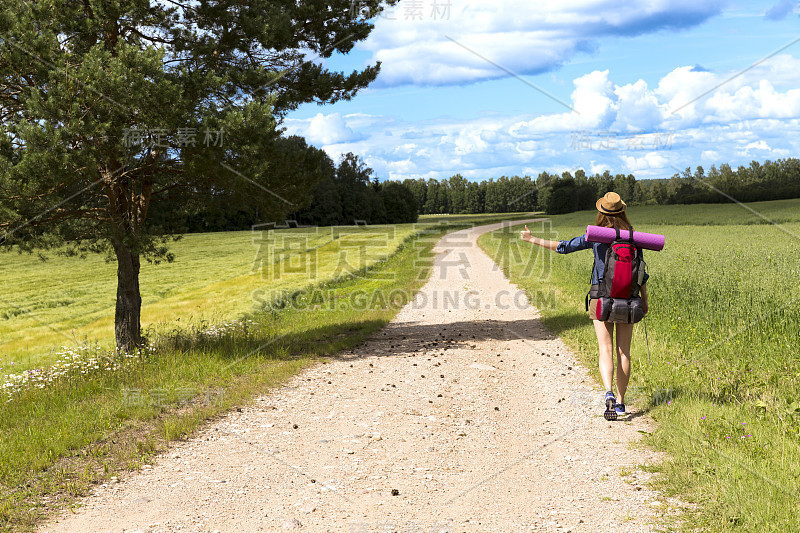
0, 0, 397, 351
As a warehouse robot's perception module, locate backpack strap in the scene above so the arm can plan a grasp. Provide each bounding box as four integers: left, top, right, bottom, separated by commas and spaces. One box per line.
628, 225, 641, 298
587, 252, 598, 311
587, 239, 602, 311
586, 284, 600, 311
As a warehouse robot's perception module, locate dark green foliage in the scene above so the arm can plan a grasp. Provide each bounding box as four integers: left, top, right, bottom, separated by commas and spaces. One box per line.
336, 152, 375, 224
465, 181, 485, 213
295, 153, 418, 225
424, 178, 448, 214
402, 157, 800, 216
166, 136, 335, 232
380, 181, 418, 223
302, 174, 342, 227
538, 177, 595, 215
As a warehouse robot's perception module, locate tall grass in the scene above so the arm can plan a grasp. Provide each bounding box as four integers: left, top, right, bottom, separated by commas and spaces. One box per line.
478, 200, 800, 531
0, 224, 419, 373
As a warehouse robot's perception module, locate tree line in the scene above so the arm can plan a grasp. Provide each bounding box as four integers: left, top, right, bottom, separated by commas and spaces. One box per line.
396, 158, 800, 215
293, 152, 418, 226
160, 155, 800, 231
171, 142, 418, 233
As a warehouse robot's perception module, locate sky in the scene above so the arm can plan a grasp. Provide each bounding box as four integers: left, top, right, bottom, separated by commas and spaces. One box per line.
283, 0, 800, 181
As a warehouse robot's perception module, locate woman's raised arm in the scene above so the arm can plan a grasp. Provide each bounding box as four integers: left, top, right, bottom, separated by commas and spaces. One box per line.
520, 225, 559, 251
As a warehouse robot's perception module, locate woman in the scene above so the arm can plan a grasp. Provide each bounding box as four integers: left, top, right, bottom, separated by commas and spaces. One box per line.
520, 192, 648, 420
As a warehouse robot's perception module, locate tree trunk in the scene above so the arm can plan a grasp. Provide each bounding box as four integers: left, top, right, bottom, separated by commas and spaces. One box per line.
113, 240, 143, 353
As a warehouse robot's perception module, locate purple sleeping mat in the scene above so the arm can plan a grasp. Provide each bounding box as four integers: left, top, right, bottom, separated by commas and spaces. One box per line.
585, 225, 665, 251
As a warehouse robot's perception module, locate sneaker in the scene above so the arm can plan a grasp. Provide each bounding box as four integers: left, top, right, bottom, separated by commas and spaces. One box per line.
604, 391, 617, 421
615, 403, 627, 419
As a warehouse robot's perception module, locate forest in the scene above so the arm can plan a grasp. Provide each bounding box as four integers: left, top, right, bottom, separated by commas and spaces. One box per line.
177, 156, 800, 230
401, 158, 800, 215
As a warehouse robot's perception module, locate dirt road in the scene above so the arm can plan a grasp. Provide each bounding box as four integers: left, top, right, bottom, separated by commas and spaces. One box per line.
41, 220, 666, 532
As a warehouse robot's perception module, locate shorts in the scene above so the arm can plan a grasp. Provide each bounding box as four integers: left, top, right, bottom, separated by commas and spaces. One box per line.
587, 298, 600, 321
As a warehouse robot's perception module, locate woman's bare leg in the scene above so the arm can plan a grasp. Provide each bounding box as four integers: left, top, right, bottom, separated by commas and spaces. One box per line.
615, 323, 634, 403
593, 319, 615, 393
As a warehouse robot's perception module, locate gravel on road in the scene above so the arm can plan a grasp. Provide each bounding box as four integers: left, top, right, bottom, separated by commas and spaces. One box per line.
41, 220, 668, 533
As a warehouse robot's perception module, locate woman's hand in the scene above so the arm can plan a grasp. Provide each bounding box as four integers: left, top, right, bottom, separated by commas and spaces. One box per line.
520, 225, 532, 242
642, 299, 649, 315
521, 224, 559, 251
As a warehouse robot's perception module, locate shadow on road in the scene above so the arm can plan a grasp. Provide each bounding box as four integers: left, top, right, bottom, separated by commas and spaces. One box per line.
327, 317, 557, 362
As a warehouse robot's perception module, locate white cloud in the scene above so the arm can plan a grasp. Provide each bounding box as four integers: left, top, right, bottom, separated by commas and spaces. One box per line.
509, 70, 616, 134
590, 161, 613, 175
363, 0, 726, 87
620, 152, 671, 172
613, 80, 666, 132
286, 57, 800, 180
656, 58, 800, 128
656, 66, 719, 126
500, 55, 800, 136
302, 113, 362, 145
742, 140, 771, 155
705, 81, 800, 121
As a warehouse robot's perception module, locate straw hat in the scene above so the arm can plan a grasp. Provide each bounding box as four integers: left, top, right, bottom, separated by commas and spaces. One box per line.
596, 192, 627, 214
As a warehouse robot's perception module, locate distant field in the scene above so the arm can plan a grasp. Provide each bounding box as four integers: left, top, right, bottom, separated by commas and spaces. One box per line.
0, 225, 418, 373
479, 198, 800, 531
604, 197, 800, 226
0, 213, 535, 374
418, 212, 538, 223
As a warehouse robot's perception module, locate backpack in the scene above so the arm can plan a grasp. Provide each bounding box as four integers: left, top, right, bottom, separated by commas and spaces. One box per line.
585, 227, 647, 323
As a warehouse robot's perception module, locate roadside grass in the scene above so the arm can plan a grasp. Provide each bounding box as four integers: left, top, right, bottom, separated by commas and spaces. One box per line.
0, 225, 429, 531
478, 201, 800, 532
0, 214, 535, 532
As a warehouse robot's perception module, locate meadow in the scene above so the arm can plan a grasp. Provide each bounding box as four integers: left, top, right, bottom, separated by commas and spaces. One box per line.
478, 198, 800, 532
0, 213, 533, 531
0, 225, 422, 374
0, 213, 521, 375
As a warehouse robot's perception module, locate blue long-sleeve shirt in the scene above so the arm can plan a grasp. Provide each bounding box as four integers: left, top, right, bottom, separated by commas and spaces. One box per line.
556, 234, 649, 286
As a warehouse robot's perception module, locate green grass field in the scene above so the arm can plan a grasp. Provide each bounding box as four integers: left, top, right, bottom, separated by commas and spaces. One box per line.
1, 213, 533, 375
0, 224, 417, 374
479, 198, 800, 532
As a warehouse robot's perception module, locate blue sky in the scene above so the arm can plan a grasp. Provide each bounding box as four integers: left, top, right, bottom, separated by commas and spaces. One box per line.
284, 0, 800, 181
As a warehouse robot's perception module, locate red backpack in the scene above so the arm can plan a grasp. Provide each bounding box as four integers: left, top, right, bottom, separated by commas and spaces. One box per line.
586, 227, 646, 322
